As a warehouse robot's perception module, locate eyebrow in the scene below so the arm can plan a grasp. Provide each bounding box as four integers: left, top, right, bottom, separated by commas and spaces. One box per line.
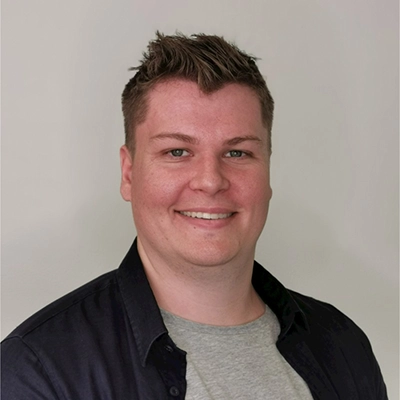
151, 132, 262, 146
151, 132, 199, 145
225, 135, 263, 146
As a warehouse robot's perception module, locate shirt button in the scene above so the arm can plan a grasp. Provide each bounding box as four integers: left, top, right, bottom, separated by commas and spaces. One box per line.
169, 386, 180, 396
164, 345, 174, 353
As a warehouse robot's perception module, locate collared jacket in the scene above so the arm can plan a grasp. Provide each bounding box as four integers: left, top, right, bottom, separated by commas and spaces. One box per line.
1, 241, 388, 399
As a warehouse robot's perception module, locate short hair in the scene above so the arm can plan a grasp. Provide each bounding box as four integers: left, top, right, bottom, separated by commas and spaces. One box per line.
122, 32, 274, 154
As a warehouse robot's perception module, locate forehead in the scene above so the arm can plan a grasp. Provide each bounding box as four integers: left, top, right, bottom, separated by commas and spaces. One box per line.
141, 79, 265, 136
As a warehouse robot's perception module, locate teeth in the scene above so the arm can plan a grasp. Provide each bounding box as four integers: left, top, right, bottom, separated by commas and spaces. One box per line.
179, 211, 233, 220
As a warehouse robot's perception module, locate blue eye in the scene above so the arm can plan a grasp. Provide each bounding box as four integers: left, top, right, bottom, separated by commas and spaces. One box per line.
169, 149, 189, 157
226, 150, 244, 158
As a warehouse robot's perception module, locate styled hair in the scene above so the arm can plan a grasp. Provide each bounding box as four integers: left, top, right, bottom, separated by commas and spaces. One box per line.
122, 31, 274, 153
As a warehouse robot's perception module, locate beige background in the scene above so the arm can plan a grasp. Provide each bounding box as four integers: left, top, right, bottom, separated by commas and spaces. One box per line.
2, 0, 398, 398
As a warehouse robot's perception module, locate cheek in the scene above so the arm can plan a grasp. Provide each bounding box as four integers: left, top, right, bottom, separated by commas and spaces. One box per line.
240, 169, 271, 201
243, 173, 272, 234
131, 167, 185, 211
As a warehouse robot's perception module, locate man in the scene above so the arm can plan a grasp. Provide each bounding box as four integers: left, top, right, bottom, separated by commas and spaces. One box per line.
1, 32, 387, 399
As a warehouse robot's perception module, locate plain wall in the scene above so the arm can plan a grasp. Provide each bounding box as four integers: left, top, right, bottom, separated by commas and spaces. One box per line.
2, 1, 398, 398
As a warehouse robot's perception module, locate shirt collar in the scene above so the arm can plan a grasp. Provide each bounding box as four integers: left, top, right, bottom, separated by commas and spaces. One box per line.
117, 240, 309, 366
116, 239, 168, 367
252, 261, 310, 338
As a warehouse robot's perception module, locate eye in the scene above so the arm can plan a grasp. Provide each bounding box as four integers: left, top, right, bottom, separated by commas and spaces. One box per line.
226, 150, 245, 158
169, 149, 190, 157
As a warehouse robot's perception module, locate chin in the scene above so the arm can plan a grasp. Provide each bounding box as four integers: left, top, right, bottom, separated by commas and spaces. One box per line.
178, 241, 242, 267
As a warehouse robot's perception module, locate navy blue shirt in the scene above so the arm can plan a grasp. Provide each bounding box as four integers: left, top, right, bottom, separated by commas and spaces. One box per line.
1, 240, 387, 399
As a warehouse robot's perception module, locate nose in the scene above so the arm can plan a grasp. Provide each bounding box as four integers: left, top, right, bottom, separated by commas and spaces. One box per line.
189, 157, 230, 195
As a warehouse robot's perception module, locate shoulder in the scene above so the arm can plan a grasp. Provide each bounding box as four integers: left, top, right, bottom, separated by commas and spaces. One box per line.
289, 290, 365, 333
1, 270, 123, 399
284, 291, 388, 398
3, 270, 118, 341
289, 290, 370, 340
288, 290, 379, 367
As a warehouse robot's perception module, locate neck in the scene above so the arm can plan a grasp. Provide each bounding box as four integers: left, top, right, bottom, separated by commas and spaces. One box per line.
137, 239, 265, 326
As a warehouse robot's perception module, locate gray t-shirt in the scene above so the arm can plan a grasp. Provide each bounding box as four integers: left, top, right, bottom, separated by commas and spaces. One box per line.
161, 306, 313, 400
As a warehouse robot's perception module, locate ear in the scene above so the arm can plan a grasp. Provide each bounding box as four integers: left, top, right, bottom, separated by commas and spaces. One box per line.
120, 145, 133, 202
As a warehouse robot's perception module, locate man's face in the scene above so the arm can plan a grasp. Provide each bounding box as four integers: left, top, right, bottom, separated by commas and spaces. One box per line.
120, 80, 272, 268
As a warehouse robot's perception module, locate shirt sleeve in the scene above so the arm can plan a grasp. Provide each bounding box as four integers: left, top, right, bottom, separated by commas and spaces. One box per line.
1, 337, 61, 400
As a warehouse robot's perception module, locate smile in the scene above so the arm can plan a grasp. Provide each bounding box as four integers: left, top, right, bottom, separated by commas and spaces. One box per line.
179, 211, 234, 220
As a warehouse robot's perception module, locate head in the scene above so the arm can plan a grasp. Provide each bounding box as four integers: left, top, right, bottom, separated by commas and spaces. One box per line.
120, 33, 274, 271
122, 32, 274, 155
